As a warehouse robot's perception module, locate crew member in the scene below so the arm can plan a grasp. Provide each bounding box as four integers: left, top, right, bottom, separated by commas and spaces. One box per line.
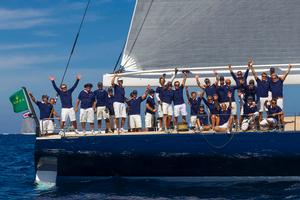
186, 86, 201, 129
49, 74, 80, 133
145, 89, 156, 131
75, 83, 95, 134
196, 105, 210, 132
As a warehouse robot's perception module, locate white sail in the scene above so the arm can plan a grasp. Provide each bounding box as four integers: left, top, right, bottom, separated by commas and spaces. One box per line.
103, 0, 300, 86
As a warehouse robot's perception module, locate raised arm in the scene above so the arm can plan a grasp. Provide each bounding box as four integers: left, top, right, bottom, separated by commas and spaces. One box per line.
111, 73, 117, 86
250, 64, 258, 80
49, 76, 60, 94
213, 69, 220, 87
69, 74, 81, 92
195, 75, 205, 89
141, 85, 151, 100
281, 64, 292, 82
228, 65, 237, 82
170, 67, 179, 83
185, 86, 190, 101
28, 92, 37, 104
182, 71, 188, 87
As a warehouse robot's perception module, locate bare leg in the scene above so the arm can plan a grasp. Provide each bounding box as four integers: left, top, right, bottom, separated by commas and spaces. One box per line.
228, 116, 233, 132
81, 122, 86, 132
174, 117, 178, 128
159, 118, 163, 129
115, 118, 120, 130
105, 119, 110, 131
61, 121, 65, 129
182, 116, 186, 123
121, 118, 126, 129
72, 121, 77, 129
211, 115, 216, 130
163, 115, 168, 129
98, 120, 102, 130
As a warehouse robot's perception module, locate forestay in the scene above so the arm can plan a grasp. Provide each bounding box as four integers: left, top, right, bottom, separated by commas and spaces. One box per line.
103, 0, 300, 86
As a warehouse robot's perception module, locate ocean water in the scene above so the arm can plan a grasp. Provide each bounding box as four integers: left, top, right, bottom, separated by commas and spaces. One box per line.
2, 134, 300, 200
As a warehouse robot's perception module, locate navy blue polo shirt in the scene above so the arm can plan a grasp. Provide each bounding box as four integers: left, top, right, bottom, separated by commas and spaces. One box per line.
146, 96, 156, 114
203, 98, 219, 115
78, 90, 95, 109
219, 108, 231, 125
127, 96, 145, 115
52, 79, 79, 108
245, 86, 257, 102
197, 111, 209, 125
173, 85, 184, 105
163, 88, 174, 104
156, 86, 165, 102
267, 105, 282, 121
189, 97, 201, 116
113, 84, 125, 103
225, 85, 238, 102
217, 84, 227, 103
270, 79, 283, 99
204, 84, 217, 97
243, 103, 258, 116
94, 89, 108, 107
256, 78, 270, 98
36, 101, 53, 120
107, 95, 115, 115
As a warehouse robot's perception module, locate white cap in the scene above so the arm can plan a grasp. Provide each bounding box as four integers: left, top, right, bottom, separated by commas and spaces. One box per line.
117, 77, 124, 81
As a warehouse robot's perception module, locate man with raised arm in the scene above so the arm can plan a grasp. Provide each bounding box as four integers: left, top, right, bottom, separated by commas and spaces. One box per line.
250, 62, 270, 122
28, 93, 55, 134
200, 92, 220, 130
126, 86, 151, 132
228, 60, 250, 88
195, 73, 218, 97
260, 99, 284, 130
111, 73, 127, 134
155, 68, 178, 131
94, 82, 111, 133
269, 64, 292, 109
173, 71, 188, 131
49, 74, 80, 134
186, 86, 201, 129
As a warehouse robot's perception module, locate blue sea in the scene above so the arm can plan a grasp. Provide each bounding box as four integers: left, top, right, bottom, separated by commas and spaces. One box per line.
2, 134, 300, 200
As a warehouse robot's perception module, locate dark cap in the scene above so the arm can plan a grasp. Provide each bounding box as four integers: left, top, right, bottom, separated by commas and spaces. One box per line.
249, 79, 255, 84
149, 89, 155, 94
132, 90, 137, 95
219, 76, 225, 81
247, 96, 254, 101
199, 105, 205, 108
42, 95, 49, 99
107, 87, 113, 92
204, 78, 210, 83
84, 83, 93, 88
97, 82, 103, 87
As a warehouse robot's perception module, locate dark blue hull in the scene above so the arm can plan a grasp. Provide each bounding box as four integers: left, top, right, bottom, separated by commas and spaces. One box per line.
35, 132, 300, 178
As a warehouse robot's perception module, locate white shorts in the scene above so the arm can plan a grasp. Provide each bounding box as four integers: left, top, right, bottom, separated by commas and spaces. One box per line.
162, 102, 173, 116
190, 115, 197, 127
40, 120, 54, 134
80, 108, 94, 123
260, 118, 278, 127
277, 98, 283, 109
129, 115, 142, 129
113, 102, 127, 118
225, 102, 237, 115
61, 108, 76, 122
145, 113, 155, 128
157, 103, 163, 118
258, 97, 269, 112
174, 103, 187, 117
218, 121, 229, 129
97, 106, 108, 120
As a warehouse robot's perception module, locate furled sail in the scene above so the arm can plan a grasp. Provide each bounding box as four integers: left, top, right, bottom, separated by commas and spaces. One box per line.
104, 0, 300, 86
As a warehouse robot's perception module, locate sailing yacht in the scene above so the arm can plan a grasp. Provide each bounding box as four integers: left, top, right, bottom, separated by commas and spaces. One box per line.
34, 0, 300, 184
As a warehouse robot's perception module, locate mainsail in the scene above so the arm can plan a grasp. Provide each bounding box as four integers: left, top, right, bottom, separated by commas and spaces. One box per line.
104, 0, 300, 86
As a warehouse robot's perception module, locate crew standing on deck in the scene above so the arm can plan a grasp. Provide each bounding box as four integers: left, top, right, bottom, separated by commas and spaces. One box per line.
94, 82, 111, 133
126, 86, 150, 132
186, 86, 201, 129
111, 74, 127, 134
173, 71, 188, 131
269, 64, 292, 109
145, 89, 156, 131
49, 74, 80, 134
75, 83, 95, 134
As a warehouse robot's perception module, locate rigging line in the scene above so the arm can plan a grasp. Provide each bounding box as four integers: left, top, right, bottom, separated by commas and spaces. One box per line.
59, 0, 91, 87
122, 0, 154, 69
113, 42, 126, 73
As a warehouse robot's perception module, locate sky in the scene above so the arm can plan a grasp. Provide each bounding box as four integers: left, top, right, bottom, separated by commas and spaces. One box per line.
1, 0, 135, 133
1, 0, 300, 134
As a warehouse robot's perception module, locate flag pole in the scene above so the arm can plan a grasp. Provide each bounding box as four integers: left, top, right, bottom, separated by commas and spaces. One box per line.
22, 87, 41, 137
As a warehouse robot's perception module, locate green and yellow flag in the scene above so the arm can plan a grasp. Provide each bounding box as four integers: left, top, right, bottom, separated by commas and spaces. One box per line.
9, 89, 30, 113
